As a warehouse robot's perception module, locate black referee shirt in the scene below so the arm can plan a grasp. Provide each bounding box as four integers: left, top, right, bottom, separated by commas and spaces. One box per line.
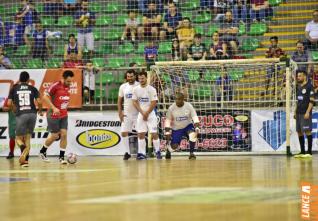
296, 81, 315, 114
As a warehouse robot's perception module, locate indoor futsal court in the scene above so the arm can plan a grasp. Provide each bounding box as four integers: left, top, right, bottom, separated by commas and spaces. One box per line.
0, 155, 315, 221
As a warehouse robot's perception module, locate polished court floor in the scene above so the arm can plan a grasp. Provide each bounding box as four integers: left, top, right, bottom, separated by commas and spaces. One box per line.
0, 155, 316, 221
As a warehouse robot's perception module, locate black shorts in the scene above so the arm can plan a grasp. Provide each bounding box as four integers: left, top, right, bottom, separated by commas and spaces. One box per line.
15, 113, 37, 136
47, 116, 68, 133
296, 114, 312, 133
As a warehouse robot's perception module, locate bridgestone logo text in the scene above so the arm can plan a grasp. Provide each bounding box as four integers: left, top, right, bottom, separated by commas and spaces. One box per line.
75, 120, 121, 127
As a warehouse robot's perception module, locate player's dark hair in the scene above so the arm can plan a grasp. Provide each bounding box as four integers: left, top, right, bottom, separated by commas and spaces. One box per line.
296, 69, 307, 76
129, 62, 137, 67
270, 36, 278, 41
194, 33, 202, 39
68, 34, 76, 41
125, 69, 137, 79
138, 69, 147, 78
63, 70, 74, 79
19, 71, 30, 82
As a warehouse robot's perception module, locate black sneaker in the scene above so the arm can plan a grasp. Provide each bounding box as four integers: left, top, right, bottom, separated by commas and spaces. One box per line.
123, 152, 131, 160
189, 153, 196, 160
6, 152, 14, 159
165, 151, 171, 159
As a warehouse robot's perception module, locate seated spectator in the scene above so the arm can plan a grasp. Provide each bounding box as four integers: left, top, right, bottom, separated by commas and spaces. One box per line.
304, 10, 318, 50
249, 0, 273, 23
120, 11, 140, 45
63, 0, 81, 15
160, 2, 182, 40
171, 38, 181, 61
44, 0, 63, 24
264, 36, 286, 94
63, 33, 82, 68
128, 0, 139, 11
208, 31, 228, 60
213, 0, 232, 21
176, 17, 195, 60
138, 0, 162, 40
31, 21, 50, 62
139, 0, 164, 14
144, 40, 158, 70
187, 33, 207, 61
291, 41, 311, 73
5, 16, 28, 48
218, 11, 239, 55
0, 16, 4, 46
75, 0, 96, 58
232, 0, 248, 24
0, 46, 13, 69
216, 72, 233, 107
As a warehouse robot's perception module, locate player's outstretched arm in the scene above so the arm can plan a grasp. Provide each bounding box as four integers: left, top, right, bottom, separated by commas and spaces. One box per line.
43, 93, 59, 115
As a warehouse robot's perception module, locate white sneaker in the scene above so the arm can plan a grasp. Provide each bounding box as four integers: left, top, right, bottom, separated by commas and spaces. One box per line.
59, 157, 67, 165
39, 153, 50, 162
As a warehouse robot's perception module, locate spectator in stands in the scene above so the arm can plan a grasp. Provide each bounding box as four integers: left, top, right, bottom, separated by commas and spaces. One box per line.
216, 71, 233, 107
291, 41, 311, 73
233, 0, 248, 24
176, 17, 195, 60
138, 0, 162, 40
6, 16, 28, 48
31, 21, 50, 62
144, 40, 158, 70
159, 2, 182, 40
187, 33, 207, 61
139, 0, 164, 14
0, 16, 4, 46
208, 31, 228, 60
128, 1, 139, 11
16, 0, 34, 38
44, 0, 63, 24
63, 33, 82, 68
75, 0, 96, 58
171, 38, 181, 61
63, 0, 81, 15
219, 11, 239, 55
304, 10, 318, 50
200, 0, 213, 13
249, 0, 272, 23
264, 36, 286, 95
0, 46, 13, 69
80, 61, 100, 104
120, 11, 140, 45
213, 0, 232, 21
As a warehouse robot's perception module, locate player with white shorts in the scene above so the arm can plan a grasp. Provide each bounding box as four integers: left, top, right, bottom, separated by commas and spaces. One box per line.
165, 92, 200, 160
118, 70, 139, 160
132, 71, 161, 160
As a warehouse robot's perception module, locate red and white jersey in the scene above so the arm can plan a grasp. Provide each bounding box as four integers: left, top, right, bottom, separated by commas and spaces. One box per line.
46, 81, 70, 119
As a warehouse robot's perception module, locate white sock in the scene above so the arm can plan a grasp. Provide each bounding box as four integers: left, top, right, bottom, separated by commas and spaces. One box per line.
138, 138, 146, 155
122, 136, 130, 154
153, 139, 160, 152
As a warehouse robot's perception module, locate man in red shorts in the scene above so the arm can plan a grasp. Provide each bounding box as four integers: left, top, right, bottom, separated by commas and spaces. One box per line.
39, 70, 74, 164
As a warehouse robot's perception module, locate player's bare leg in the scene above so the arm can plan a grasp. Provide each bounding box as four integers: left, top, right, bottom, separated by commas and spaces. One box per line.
122, 132, 131, 160
152, 133, 162, 159
59, 129, 68, 164
39, 132, 60, 162
137, 132, 147, 160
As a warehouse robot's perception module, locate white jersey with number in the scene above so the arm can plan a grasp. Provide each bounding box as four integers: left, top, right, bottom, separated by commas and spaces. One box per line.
132, 84, 158, 113
166, 102, 198, 130
118, 81, 139, 116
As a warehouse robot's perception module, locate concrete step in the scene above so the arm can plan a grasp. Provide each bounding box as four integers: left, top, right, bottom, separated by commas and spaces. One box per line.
264, 31, 304, 37
272, 15, 312, 21
280, 2, 318, 7
275, 10, 313, 15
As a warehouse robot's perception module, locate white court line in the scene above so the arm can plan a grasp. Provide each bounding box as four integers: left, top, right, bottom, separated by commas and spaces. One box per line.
70, 187, 298, 204
0, 169, 112, 174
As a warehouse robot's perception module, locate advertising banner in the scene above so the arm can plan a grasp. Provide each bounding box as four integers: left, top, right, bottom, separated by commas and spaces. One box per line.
0, 68, 82, 109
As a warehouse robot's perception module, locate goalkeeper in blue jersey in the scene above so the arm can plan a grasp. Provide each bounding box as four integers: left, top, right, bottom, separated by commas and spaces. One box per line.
164, 93, 200, 160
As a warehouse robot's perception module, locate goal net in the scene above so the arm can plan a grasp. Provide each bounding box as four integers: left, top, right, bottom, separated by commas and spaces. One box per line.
151, 58, 290, 153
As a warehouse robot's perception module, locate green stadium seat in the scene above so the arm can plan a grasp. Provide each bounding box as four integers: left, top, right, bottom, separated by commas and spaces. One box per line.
8, 4, 20, 14
117, 42, 134, 54
194, 26, 204, 35
204, 70, 220, 81
11, 59, 24, 69
241, 38, 260, 51
193, 12, 210, 23
96, 72, 115, 85
57, 16, 74, 27
237, 53, 253, 59
239, 23, 246, 36
26, 59, 43, 69
129, 57, 145, 66
115, 15, 128, 26
92, 58, 105, 68
188, 70, 200, 82
158, 42, 171, 54
107, 57, 125, 68
137, 42, 146, 54
108, 88, 119, 102
36, 4, 44, 13
41, 17, 55, 27
93, 30, 102, 41
96, 15, 112, 26
190, 85, 212, 98
54, 45, 65, 56
181, 11, 192, 19
158, 54, 168, 61
0, 6, 4, 15
229, 69, 244, 80
105, 29, 121, 40
15, 45, 31, 56
248, 23, 267, 35
312, 51, 318, 61
95, 88, 106, 99
105, 3, 123, 13
96, 44, 113, 55
89, 2, 103, 12
269, 0, 282, 6
162, 74, 172, 84
115, 73, 125, 84
206, 25, 220, 36
181, 0, 199, 10
46, 58, 62, 68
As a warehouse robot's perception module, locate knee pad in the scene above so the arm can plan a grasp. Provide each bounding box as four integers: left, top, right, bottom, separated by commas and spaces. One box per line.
189, 132, 197, 142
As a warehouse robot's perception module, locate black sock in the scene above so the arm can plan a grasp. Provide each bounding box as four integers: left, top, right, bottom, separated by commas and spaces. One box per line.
40, 146, 47, 154
189, 141, 195, 154
19, 144, 26, 153
25, 155, 29, 161
59, 149, 65, 158
299, 136, 305, 154
307, 135, 313, 155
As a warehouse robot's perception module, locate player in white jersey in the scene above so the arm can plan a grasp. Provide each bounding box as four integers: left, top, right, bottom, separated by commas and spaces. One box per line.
118, 70, 139, 160
165, 92, 200, 160
132, 71, 161, 160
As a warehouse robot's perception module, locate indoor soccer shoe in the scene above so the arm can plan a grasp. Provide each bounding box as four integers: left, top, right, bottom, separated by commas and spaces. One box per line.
156, 151, 162, 159
6, 152, 14, 159
294, 153, 305, 158
20, 161, 29, 168
123, 152, 131, 160
39, 153, 50, 162
301, 154, 313, 159
136, 153, 147, 160
165, 151, 171, 159
189, 153, 196, 160
59, 157, 68, 165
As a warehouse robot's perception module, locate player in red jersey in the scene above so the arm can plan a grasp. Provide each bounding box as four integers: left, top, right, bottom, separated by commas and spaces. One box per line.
39, 70, 74, 164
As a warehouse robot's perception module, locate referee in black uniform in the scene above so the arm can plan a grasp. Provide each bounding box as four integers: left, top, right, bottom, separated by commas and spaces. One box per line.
294, 70, 315, 158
